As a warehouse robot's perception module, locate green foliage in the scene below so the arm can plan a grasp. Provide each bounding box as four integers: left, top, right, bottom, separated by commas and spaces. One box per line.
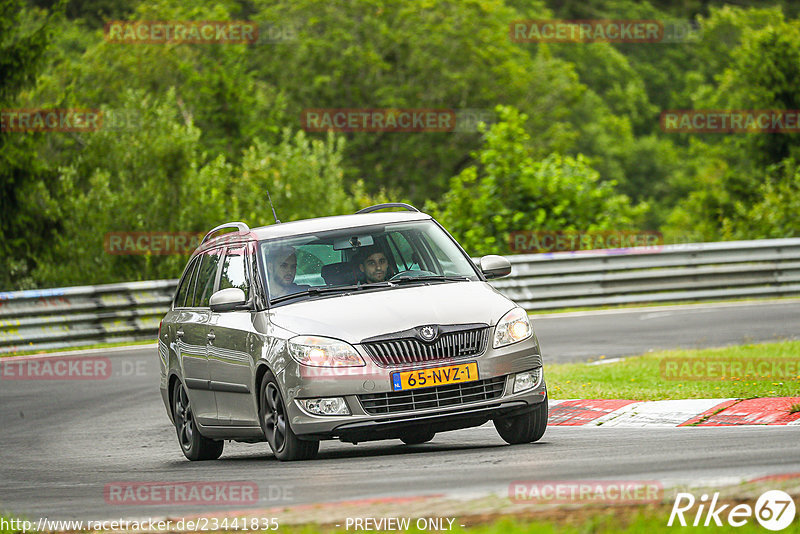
5, 0, 800, 290
721, 159, 800, 239
252, 0, 584, 201
32, 90, 363, 286
0, 1, 62, 290
428, 107, 645, 256
661, 7, 800, 239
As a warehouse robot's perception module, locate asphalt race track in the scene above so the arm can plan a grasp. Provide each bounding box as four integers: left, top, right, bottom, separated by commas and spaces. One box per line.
1, 300, 799, 521
533, 299, 800, 363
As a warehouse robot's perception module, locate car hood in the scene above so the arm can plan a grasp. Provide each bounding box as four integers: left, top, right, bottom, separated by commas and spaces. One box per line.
268, 281, 517, 344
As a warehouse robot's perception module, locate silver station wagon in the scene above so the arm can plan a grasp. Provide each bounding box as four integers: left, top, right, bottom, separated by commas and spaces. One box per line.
159, 203, 547, 461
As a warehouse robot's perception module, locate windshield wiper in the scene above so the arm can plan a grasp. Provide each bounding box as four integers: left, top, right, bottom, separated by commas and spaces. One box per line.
269, 281, 393, 304
390, 275, 472, 284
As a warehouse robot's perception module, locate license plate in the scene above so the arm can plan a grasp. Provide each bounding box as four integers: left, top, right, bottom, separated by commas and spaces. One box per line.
391, 362, 479, 391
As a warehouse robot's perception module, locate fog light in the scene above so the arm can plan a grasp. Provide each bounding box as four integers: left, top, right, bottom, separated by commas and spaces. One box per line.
513, 368, 542, 393
298, 397, 350, 416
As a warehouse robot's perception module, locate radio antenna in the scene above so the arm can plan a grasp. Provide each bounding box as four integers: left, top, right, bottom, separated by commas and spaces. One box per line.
266, 190, 281, 224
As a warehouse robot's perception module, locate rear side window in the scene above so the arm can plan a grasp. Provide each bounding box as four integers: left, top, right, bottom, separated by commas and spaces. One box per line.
174, 258, 200, 308
219, 246, 250, 299
193, 249, 223, 308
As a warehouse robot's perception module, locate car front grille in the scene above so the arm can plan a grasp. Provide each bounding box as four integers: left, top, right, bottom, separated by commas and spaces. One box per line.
361, 326, 489, 367
358, 376, 506, 415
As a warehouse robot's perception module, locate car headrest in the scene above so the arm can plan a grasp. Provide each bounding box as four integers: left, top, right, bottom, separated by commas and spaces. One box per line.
321, 262, 358, 286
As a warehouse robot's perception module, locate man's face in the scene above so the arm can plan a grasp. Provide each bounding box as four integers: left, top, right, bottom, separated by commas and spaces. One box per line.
360, 252, 389, 283
271, 252, 297, 288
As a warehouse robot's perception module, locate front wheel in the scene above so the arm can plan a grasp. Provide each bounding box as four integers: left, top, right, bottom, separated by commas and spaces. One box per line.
494, 395, 548, 445
259, 372, 319, 461
172, 382, 224, 461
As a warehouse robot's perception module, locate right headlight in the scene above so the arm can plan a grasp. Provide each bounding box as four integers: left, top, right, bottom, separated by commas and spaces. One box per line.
493, 307, 533, 348
288, 335, 365, 367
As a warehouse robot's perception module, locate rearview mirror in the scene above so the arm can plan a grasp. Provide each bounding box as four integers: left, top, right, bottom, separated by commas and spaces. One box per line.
479, 255, 511, 279
209, 288, 247, 312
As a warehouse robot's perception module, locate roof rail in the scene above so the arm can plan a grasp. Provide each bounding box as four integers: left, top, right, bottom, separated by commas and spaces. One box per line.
356, 203, 420, 214
201, 222, 250, 245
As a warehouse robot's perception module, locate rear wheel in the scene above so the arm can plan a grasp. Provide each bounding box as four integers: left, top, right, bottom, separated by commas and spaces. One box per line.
172, 382, 224, 461
259, 372, 319, 461
494, 395, 548, 445
399, 428, 435, 445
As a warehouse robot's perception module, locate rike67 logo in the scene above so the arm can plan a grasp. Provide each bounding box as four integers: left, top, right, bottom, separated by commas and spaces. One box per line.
668, 490, 796, 530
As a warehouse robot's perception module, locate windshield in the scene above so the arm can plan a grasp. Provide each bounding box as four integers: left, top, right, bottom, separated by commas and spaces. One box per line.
259, 219, 479, 301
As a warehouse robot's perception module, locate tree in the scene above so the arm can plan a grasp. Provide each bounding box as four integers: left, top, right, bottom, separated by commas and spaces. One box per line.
427, 106, 645, 256
252, 0, 586, 202
0, 1, 61, 289
32, 89, 376, 287
721, 159, 800, 240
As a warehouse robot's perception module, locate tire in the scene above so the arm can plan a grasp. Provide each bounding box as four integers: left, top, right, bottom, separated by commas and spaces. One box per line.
399, 428, 435, 445
259, 372, 319, 461
172, 382, 224, 461
494, 395, 548, 445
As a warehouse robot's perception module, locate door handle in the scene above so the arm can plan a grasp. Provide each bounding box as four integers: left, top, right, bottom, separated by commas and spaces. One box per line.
176, 330, 184, 338
207, 332, 216, 342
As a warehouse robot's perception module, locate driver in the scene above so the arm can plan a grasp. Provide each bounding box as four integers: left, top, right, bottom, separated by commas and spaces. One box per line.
358, 247, 392, 283
267, 246, 308, 298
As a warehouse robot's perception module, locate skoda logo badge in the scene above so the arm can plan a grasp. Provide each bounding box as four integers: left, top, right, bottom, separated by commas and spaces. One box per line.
419, 325, 438, 342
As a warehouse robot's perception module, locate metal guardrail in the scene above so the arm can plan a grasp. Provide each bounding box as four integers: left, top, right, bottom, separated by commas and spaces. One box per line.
495, 238, 800, 310
1, 238, 799, 354
0, 280, 176, 354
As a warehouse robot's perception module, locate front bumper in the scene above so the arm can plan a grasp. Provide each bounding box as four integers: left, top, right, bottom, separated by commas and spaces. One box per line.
279, 335, 545, 440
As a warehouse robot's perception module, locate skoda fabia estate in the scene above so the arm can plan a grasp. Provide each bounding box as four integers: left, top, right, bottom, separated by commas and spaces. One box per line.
159, 203, 547, 461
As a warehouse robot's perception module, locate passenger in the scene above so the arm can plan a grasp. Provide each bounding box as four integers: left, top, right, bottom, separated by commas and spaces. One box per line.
267, 246, 308, 297
358, 247, 392, 283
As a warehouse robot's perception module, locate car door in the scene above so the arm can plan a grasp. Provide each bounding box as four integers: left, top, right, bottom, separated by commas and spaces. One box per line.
179, 248, 223, 426
207, 243, 259, 426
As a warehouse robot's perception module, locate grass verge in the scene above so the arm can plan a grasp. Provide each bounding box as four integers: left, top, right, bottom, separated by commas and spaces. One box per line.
546, 340, 800, 400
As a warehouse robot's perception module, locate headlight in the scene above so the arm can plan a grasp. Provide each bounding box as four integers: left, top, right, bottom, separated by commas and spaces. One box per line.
493, 307, 532, 348
288, 335, 365, 367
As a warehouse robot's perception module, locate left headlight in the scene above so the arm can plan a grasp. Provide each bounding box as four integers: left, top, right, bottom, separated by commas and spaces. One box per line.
288, 335, 366, 367
493, 307, 532, 348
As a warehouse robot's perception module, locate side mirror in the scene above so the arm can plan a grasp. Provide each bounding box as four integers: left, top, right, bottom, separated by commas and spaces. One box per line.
209, 288, 247, 312
479, 255, 511, 279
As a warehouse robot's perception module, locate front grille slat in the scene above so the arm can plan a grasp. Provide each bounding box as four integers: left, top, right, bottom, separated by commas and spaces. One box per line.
362, 326, 489, 367
359, 376, 506, 415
